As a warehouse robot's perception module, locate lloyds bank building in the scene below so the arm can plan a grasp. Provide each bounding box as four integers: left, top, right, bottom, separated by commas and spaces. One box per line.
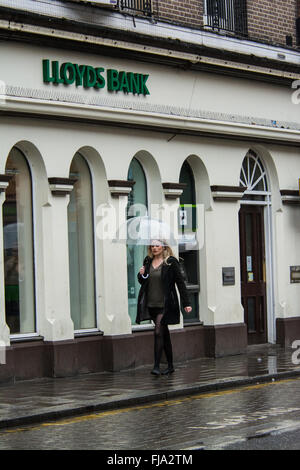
0, 0, 300, 382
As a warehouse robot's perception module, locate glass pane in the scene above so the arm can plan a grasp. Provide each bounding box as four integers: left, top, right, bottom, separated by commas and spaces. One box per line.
179, 161, 197, 235
127, 158, 148, 325
245, 213, 254, 282
251, 166, 266, 191
245, 213, 252, 257
68, 154, 96, 330
3, 148, 35, 334
179, 161, 199, 323
248, 156, 255, 186
242, 194, 266, 202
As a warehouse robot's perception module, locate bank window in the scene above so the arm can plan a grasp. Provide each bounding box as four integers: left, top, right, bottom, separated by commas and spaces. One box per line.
179, 161, 199, 323
68, 153, 96, 331
3, 148, 36, 335
127, 157, 148, 326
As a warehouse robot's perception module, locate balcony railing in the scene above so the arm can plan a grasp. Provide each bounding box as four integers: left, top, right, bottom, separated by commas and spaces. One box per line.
204, 0, 248, 37
119, 0, 152, 16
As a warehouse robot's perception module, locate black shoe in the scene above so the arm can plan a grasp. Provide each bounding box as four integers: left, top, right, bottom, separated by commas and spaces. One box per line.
161, 366, 175, 375
151, 367, 161, 376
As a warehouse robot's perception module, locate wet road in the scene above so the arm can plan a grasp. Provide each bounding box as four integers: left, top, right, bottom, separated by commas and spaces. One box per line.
2, 377, 300, 450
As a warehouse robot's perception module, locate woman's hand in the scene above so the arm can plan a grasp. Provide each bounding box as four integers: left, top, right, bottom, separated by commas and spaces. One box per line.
139, 266, 145, 275
184, 306, 192, 313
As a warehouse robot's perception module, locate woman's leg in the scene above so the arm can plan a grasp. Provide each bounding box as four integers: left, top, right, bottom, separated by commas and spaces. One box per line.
152, 312, 164, 374
151, 312, 174, 374
162, 325, 173, 370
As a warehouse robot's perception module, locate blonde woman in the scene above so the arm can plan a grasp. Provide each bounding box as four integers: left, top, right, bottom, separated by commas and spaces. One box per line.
136, 240, 192, 375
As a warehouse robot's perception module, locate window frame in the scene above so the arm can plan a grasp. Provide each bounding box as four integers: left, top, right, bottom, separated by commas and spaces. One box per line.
68, 152, 98, 333
127, 157, 150, 329
4, 146, 38, 339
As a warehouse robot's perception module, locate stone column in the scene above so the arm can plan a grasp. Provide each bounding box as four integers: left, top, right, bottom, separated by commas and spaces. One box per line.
276, 190, 300, 347
97, 180, 135, 336
39, 178, 76, 342
98, 180, 138, 372
203, 186, 247, 356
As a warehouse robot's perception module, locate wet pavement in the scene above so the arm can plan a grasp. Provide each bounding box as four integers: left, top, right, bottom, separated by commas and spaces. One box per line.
0, 343, 299, 430
2, 374, 300, 450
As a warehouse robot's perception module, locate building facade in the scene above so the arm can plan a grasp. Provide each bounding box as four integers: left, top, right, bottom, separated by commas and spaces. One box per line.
0, 0, 300, 382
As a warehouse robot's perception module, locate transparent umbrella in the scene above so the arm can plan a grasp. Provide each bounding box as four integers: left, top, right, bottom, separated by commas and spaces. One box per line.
113, 216, 177, 246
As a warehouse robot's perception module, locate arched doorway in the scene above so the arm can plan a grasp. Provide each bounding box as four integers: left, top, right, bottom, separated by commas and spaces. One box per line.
239, 150, 272, 344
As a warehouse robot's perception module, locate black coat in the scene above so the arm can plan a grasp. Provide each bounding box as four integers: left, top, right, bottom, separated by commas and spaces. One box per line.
136, 256, 191, 325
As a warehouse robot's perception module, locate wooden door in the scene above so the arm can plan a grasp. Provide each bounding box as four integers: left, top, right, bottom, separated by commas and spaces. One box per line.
239, 205, 267, 344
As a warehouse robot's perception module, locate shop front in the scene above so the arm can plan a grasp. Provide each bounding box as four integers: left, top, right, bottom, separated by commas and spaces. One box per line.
0, 40, 300, 382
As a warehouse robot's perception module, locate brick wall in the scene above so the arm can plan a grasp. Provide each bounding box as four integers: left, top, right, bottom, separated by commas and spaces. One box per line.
155, 0, 298, 49
156, 0, 204, 29
247, 0, 297, 48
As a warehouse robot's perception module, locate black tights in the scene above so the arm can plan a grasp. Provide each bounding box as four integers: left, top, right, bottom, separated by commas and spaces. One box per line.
151, 311, 173, 369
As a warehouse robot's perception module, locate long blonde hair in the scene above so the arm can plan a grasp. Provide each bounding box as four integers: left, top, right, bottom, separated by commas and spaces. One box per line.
147, 240, 175, 265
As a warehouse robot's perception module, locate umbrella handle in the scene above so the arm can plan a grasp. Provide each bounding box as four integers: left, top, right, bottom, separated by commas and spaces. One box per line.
141, 274, 149, 279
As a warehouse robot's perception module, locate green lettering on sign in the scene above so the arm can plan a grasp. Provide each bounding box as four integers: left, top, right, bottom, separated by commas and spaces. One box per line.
83, 66, 97, 88
43, 59, 55, 83
118, 71, 130, 93
140, 74, 150, 96
42, 59, 150, 95
95, 67, 105, 89
75, 64, 86, 86
107, 69, 120, 91
52, 61, 64, 84
127, 72, 140, 94
61, 63, 76, 85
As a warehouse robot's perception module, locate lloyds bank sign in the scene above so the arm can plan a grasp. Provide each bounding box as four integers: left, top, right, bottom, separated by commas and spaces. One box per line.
43, 59, 150, 95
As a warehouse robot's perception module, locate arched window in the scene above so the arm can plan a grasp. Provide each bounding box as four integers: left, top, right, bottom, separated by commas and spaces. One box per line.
179, 161, 199, 322
127, 158, 148, 326
68, 153, 96, 330
240, 150, 268, 195
3, 147, 36, 335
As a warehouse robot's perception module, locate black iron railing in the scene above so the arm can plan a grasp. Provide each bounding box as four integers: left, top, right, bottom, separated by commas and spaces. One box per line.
119, 0, 152, 16
204, 0, 248, 36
